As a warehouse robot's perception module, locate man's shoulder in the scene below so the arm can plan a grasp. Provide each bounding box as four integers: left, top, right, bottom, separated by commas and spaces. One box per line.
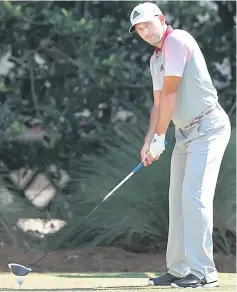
166, 29, 194, 43
164, 28, 197, 52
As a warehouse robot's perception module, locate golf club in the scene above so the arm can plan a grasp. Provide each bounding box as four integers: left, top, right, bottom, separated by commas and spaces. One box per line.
8, 161, 145, 277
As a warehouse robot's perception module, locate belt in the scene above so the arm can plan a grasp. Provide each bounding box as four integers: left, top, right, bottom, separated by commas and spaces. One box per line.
183, 104, 220, 130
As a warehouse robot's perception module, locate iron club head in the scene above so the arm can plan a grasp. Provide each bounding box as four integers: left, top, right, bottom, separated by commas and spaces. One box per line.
8, 263, 32, 276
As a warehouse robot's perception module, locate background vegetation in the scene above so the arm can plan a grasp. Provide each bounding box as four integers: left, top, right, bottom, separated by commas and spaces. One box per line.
0, 1, 235, 257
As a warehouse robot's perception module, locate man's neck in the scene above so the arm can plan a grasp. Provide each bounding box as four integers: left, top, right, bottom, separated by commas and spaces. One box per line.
155, 25, 174, 54
156, 24, 168, 49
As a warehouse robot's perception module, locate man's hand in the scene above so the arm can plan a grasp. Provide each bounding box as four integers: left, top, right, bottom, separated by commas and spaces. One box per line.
149, 133, 165, 159
141, 134, 165, 166
141, 143, 152, 167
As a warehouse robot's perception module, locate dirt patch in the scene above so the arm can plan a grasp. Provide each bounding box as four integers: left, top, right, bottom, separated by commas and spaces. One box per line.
0, 245, 235, 274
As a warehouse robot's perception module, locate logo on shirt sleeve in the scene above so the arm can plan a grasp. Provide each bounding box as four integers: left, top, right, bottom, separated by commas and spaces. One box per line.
160, 64, 164, 72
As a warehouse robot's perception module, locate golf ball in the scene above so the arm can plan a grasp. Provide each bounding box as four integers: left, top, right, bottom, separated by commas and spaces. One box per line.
17, 276, 24, 285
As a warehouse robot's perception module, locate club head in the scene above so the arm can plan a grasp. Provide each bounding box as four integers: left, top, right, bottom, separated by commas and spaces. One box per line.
8, 263, 32, 276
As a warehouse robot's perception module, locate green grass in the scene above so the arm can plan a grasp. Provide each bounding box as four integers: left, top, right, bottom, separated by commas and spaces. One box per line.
0, 272, 236, 291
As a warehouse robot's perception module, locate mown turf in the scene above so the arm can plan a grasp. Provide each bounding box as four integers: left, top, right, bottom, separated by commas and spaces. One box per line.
0, 272, 236, 291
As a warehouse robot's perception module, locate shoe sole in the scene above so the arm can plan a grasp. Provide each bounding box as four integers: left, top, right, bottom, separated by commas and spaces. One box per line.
148, 280, 155, 286
148, 280, 171, 286
204, 281, 219, 288
171, 283, 202, 288
171, 281, 219, 289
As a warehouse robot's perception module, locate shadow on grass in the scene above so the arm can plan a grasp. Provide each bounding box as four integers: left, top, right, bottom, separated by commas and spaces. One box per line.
56, 272, 159, 279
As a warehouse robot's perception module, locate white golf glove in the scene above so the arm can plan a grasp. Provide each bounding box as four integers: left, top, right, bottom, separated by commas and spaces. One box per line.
149, 133, 166, 159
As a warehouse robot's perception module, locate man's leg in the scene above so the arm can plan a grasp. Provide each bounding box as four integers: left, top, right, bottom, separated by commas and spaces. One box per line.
149, 137, 190, 286
175, 110, 231, 287
167, 144, 190, 277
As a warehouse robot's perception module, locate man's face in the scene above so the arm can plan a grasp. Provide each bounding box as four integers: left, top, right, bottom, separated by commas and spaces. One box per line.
135, 15, 165, 46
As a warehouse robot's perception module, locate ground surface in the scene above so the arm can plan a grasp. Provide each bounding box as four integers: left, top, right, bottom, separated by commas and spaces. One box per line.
0, 246, 236, 291
0, 272, 236, 291
0, 246, 235, 274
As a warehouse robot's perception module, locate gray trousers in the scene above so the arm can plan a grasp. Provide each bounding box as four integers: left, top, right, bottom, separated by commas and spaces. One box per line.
166, 105, 231, 282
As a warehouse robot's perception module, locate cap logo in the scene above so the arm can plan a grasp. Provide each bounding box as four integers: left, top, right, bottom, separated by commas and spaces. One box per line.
133, 10, 140, 19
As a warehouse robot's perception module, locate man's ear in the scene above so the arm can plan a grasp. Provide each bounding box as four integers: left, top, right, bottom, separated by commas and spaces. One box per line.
159, 14, 165, 25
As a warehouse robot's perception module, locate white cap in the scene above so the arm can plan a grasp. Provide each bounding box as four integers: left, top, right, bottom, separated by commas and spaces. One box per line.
129, 2, 163, 33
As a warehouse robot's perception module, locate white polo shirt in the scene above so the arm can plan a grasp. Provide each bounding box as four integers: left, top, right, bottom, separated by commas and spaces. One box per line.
150, 27, 218, 129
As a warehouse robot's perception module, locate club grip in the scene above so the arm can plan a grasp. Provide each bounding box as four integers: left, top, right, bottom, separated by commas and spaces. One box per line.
132, 140, 168, 174
132, 162, 144, 174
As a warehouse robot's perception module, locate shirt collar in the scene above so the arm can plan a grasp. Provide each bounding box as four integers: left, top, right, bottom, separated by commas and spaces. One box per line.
155, 25, 173, 54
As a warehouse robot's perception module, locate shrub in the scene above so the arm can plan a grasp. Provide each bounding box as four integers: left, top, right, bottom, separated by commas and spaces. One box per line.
49, 124, 236, 254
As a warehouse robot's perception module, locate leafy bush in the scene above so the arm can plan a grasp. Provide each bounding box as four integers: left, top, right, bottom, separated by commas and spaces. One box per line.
0, 0, 235, 251
47, 123, 174, 252
0, 162, 43, 248
48, 124, 235, 254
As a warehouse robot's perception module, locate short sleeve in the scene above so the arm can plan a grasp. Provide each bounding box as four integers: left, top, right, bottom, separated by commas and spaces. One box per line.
164, 36, 190, 77
150, 54, 162, 91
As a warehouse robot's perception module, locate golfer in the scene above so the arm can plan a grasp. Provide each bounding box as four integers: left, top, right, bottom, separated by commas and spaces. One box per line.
129, 2, 231, 288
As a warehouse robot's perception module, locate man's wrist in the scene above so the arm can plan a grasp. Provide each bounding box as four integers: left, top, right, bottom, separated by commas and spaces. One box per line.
144, 139, 151, 145
144, 135, 153, 145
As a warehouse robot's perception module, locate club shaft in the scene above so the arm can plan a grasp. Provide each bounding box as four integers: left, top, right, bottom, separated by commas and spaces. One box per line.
102, 172, 134, 202
30, 168, 139, 269
31, 203, 102, 269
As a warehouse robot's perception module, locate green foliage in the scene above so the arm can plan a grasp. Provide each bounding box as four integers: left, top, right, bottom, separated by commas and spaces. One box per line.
0, 1, 234, 173
0, 0, 153, 173
48, 125, 235, 253
47, 123, 175, 252
0, 1, 235, 252
0, 162, 42, 247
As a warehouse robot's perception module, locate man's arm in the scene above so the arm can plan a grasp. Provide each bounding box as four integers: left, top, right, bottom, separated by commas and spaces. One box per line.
146, 76, 181, 161
141, 90, 161, 166
144, 90, 161, 144
156, 76, 181, 135
147, 35, 189, 160
155, 36, 189, 135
